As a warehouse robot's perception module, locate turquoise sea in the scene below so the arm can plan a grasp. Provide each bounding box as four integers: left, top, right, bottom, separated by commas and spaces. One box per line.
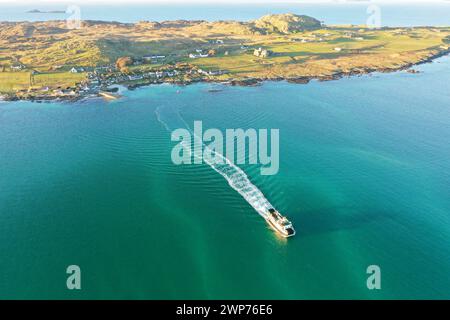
1, 54, 450, 299
1, 2, 450, 299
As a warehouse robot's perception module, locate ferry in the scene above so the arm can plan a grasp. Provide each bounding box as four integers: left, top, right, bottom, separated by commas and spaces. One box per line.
266, 208, 296, 237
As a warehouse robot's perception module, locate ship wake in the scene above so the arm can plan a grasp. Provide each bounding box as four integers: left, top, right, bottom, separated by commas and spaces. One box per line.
155, 103, 273, 219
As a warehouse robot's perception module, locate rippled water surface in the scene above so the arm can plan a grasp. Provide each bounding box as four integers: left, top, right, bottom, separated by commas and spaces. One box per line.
1, 57, 450, 299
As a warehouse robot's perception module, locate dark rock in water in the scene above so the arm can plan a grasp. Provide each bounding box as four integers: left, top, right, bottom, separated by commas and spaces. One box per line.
230, 78, 261, 86
105, 87, 119, 93
270, 77, 284, 82
407, 69, 421, 74
287, 77, 310, 84
318, 75, 336, 82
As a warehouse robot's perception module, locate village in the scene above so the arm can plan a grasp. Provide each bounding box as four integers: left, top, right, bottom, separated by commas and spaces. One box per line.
2, 49, 233, 101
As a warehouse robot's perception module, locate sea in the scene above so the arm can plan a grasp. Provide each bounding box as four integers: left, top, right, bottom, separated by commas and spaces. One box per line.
0, 2, 450, 299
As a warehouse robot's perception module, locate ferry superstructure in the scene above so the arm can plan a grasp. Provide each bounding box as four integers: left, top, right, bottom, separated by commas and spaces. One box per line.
266, 208, 296, 237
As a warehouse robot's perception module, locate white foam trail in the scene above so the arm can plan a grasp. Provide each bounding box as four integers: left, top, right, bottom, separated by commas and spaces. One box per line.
155, 104, 273, 219
201, 143, 272, 219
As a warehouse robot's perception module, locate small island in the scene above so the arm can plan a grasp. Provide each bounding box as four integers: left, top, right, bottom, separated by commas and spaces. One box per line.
1, 13, 449, 101
27, 9, 66, 14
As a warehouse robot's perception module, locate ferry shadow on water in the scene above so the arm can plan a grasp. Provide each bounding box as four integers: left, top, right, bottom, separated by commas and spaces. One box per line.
293, 206, 395, 237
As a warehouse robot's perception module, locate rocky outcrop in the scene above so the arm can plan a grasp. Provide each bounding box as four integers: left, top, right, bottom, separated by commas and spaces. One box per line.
252, 13, 322, 34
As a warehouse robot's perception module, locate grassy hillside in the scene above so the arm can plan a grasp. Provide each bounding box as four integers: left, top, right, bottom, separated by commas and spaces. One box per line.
0, 14, 449, 94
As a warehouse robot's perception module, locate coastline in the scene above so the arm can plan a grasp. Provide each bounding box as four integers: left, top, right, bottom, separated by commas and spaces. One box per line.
1, 46, 449, 103
2, 14, 450, 103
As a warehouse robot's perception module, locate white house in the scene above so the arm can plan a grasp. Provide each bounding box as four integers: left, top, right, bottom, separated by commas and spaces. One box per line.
128, 75, 143, 81
189, 53, 209, 59
70, 67, 84, 73
11, 65, 25, 71
143, 55, 166, 61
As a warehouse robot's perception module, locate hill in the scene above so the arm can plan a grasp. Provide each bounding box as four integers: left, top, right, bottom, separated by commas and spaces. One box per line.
252, 13, 322, 34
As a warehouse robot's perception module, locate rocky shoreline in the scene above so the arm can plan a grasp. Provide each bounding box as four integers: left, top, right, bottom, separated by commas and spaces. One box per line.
251, 46, 450, 86
1, 48, 449, 103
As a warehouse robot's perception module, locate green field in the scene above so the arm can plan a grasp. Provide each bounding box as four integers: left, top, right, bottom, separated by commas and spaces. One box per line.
0, 72, 30, 92
0, 72, 86, 93
189, 28, 449, 78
